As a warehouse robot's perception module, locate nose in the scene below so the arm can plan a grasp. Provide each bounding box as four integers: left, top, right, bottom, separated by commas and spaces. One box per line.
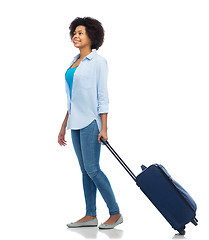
73, 32, 79, 39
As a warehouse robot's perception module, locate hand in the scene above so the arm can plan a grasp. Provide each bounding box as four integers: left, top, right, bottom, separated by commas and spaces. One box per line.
58, 127, 67, 146
98, 129, 108, 143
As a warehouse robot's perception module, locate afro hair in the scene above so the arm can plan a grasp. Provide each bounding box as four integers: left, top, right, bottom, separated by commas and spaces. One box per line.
69, 17, 105, 50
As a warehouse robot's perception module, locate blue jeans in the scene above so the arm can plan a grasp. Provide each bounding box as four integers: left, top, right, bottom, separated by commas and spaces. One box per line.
71, 120, 120, 216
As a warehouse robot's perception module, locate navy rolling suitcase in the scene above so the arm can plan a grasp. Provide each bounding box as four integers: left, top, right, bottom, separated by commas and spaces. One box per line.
100, 137, 198, 235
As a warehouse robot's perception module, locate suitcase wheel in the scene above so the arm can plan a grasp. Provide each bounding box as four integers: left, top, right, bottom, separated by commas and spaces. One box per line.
177, 226, 186, 235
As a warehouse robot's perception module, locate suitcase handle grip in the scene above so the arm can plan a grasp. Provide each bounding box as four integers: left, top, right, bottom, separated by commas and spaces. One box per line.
100, 136, 108, 145
100, 137, 136, 182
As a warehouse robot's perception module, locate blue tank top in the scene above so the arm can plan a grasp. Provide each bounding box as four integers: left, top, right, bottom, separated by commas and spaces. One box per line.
65, 66, 78, 99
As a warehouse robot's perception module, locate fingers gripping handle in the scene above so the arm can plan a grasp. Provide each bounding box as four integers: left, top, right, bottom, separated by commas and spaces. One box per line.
100, 137, 136, 182
100, 136, 108, 145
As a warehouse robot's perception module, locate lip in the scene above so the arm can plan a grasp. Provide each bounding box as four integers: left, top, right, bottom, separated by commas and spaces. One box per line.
73, 40, 80, 44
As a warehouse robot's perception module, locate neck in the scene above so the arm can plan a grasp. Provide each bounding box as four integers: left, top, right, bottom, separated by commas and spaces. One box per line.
79, 47, 92, 60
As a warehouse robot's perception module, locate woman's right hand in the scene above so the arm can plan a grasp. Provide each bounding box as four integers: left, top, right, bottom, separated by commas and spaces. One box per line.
58, 127, 67, 146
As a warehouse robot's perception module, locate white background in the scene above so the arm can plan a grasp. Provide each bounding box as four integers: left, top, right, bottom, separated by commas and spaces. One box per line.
0, 0, 208, 239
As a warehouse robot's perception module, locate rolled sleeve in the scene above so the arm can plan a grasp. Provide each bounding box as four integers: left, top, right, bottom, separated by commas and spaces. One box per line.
97, 59, 109, 114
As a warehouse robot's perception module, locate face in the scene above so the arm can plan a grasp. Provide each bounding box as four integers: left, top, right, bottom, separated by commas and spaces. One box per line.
72, 25, 92, 49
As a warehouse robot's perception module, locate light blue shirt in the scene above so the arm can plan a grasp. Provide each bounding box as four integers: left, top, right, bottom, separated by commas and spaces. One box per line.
65, 50, 109, 131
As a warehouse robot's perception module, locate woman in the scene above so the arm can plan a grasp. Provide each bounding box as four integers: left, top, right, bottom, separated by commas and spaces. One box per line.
58, 17, 123, 229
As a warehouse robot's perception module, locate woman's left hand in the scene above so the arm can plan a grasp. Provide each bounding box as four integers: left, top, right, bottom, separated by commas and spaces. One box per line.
98, 129, 108, 143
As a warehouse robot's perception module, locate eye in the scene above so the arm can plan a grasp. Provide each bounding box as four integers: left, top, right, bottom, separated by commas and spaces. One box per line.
79, 32, 83, 35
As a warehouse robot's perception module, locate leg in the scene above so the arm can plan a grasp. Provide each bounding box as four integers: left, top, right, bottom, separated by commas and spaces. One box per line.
80, 120, 120, 216
71, 129, 97, 217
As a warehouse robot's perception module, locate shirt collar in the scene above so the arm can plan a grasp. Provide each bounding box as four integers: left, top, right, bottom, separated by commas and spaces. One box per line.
73, 49, 97, 62
85, 49, 97, 60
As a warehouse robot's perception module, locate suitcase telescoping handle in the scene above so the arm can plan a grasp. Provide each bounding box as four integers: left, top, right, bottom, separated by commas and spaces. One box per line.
100, 137, 137, 182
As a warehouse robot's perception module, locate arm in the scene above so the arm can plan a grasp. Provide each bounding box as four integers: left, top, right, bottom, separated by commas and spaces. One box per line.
58, 111, 69, 146
97, 59, 109, 143
97, 59, 109, 114
98, 113, 108, 143
61, 110, 69, 130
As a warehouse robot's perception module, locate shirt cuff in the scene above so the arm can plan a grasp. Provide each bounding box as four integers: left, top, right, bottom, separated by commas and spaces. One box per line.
99, 104, 109, 114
